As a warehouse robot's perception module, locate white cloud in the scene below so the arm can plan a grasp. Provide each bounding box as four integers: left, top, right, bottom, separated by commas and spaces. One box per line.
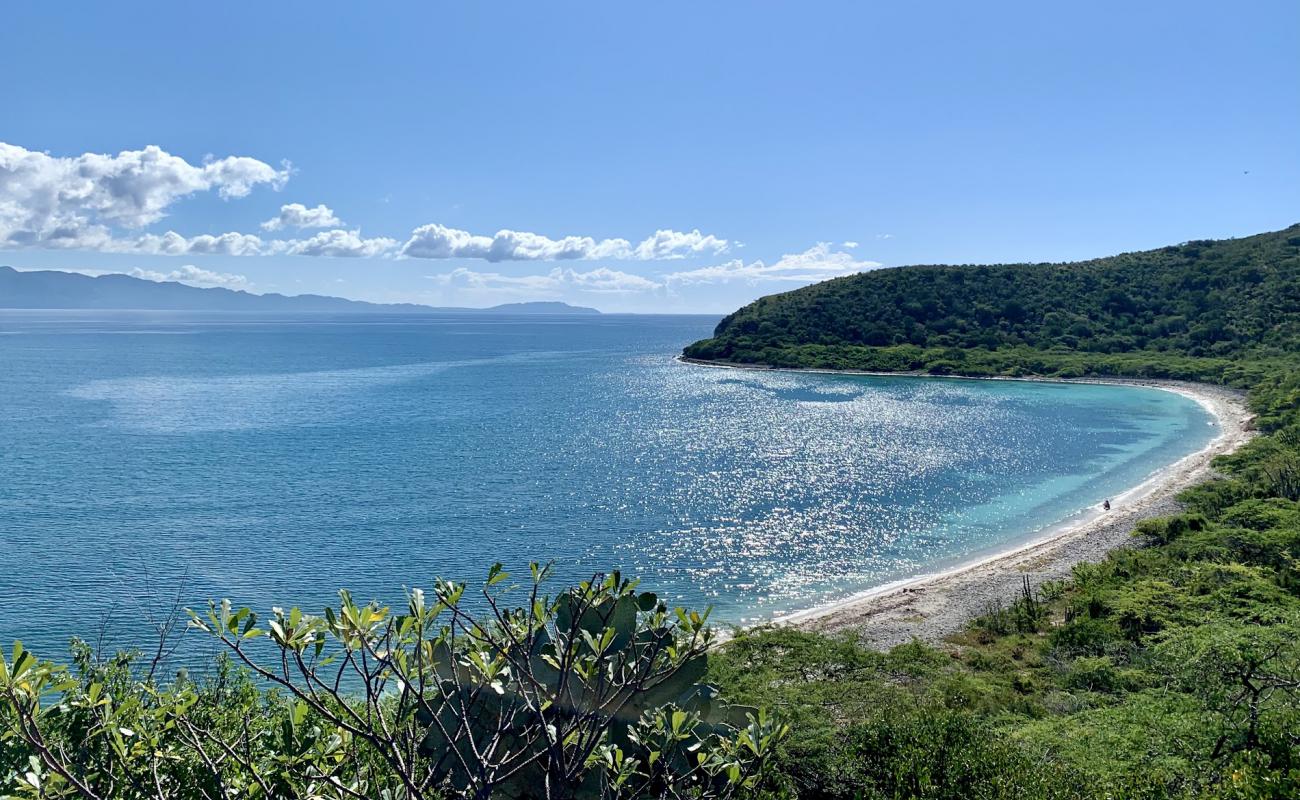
876, 233, 894, 240
424, 243, 876, 301
198, 156, 291, 200
261, 203, 343, 231
40, 225, 395, 259
401, 223, 728, 262
403, 224, 630, 262
0, 145, 730, 269
842, 240, 860, 249
664, 243, 880, 286
428, 266, 661, 295
553, 267, 662, 293
632, 229, 730, 260
0, 141, 289, 249
128, 264, 249, 289
275, 229, 398, 258
120, 230, 267, 256
428, 268, 554, 294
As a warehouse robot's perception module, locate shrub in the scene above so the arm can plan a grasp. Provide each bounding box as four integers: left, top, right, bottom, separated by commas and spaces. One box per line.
0, 568, 786, 800
1063, 656, 1121, 693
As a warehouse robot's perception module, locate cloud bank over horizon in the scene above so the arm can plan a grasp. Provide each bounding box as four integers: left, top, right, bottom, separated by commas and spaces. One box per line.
0, 141, 732, 265
423, 244, 880, 299
0, 140, 879, 310
400, 224, 728, 262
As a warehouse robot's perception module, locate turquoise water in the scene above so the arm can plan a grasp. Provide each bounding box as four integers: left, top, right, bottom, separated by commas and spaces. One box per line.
0, 311, 1215, 656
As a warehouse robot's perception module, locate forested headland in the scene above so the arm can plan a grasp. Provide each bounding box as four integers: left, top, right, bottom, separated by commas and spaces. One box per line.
684, 224, 1300, 384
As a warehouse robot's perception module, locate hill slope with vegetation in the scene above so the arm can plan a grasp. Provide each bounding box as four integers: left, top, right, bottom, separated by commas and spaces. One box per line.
684, 224, 1300, 384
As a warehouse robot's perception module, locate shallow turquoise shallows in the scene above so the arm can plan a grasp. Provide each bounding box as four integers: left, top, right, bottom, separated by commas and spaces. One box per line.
0, 311, 1215, 657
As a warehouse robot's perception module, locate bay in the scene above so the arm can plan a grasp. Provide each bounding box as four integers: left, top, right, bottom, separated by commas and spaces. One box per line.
0, 311, 1215, 657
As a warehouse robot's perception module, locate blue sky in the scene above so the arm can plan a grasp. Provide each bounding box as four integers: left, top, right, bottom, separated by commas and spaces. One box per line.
1, 1, 1296, 313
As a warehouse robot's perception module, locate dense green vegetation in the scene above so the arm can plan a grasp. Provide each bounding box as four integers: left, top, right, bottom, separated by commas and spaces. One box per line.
686, 225, 1300, 798
684, 224, 1300, 377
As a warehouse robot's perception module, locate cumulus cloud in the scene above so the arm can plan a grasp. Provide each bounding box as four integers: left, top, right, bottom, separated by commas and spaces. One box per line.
401, 223, 728, 262
119, 230, 268, 257
33, 224, 397, 259
632, 229, 730, 260
261, 203, 343, 231
664, 243, 880, 286
842, 240, 860, 249
274, 229, 398, 258
197, 157, 291, 200
128, 264, 250, 289
428, 266, 661, 295
403, 224, 630, 262
0, 141, 289, 249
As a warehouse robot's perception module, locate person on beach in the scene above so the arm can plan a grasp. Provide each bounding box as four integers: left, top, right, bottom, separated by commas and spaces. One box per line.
1103, 499, 1111, 511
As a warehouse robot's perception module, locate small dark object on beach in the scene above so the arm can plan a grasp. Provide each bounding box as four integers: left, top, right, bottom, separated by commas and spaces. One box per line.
1103, 499, 1111, 511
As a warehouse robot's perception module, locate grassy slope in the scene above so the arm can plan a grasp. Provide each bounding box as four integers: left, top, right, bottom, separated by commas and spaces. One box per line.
698, 227, 1300, 799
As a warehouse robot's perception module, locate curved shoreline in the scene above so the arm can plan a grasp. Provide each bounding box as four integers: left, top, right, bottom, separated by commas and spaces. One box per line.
676, 357, 1255, 647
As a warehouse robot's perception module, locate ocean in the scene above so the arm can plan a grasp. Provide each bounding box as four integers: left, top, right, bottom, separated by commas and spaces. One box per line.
0, 311, 1216, 658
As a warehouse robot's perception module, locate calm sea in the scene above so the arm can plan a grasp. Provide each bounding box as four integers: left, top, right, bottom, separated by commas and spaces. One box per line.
0, 311, 1215, 657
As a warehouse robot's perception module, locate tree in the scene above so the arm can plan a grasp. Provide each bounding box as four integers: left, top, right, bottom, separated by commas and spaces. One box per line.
1156, 618, 1300, 766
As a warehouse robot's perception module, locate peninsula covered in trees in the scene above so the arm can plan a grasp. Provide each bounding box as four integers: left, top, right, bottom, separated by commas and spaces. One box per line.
684, 224, 1300, 383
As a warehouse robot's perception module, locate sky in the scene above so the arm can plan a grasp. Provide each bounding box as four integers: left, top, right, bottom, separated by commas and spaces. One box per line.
1, 1, 1297, 313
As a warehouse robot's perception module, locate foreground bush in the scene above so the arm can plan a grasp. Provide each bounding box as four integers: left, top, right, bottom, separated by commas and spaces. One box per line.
0, 567, 785, 799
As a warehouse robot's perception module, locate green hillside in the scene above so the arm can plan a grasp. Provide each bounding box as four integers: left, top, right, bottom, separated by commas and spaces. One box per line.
684, 224, 1300, 382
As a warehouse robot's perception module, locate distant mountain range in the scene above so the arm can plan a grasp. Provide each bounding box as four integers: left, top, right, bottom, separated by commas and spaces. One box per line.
0, 266, 600, 314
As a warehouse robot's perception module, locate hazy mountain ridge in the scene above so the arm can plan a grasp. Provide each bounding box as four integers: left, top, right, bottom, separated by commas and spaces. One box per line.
0, 266, 600, 314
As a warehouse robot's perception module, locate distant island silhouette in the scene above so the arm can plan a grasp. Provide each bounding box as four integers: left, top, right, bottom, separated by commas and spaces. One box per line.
0, 266, 600, 314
